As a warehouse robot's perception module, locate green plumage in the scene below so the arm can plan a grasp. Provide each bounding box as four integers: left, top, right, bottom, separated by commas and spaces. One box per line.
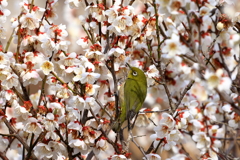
114, 64, 147, 132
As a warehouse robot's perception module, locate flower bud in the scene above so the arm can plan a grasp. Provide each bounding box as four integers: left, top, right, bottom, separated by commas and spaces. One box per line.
217, 22, 224, 31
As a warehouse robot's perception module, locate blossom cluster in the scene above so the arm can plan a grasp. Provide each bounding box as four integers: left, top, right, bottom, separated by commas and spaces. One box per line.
0, 0, 239, 160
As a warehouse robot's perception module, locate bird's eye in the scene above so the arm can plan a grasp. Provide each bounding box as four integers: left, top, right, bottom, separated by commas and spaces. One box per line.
132, 71, 138, 76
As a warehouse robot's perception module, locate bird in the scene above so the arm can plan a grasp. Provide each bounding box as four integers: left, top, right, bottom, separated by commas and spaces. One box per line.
113, 63, 147, 132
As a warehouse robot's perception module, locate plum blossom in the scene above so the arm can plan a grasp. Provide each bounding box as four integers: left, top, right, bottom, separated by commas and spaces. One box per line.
82, 126, 98, 145
76, 36, 89, 48
1, 73, 19, 89
85, 44, 104, 61
41, 37, 59, 55
58, 52, 80, 69
163, 130, 182, 150
160, 113, 175, 129
167, 129, 181, 142
192, 132, 211, 150
24, 52, 46, 69
162, 33, 185, 60
0, 7, 10, 23
135, 108, 152, 127
111, 155, 127, 160
166, 154, 188, 160
48, 102, 65, 116
41, 61, 54, 75
34, 143, 54, 159
67, 95, 86, 111
79, 72, 100, 84
190, 82, 208, 102
151, 113, 178, 150
108, 47, 126, 70
175, 110, 192, 130
203, 102, 218, 121
146, 65, 159, 78
79, 15, 90, 29
56, 85, 71, 99
228, 113, 240, 129
85, 83, 100, 96
65, 0, 83, 8
0, 136, 9, 152
69, 138, 89, 154
93, 138, 108, 155
65, 106, 81, 121
204, 69, 232, 92
45, 24, 68, 39
21, 70, 41, 86
67, 121, 82, 130
85, 97, 100, 113
108, 47, 125, 57
0, 52, 11, 66
222, 104, 232, 113
45, 131, 59, 140
154, 123, 172, 139
0, 26, 6, 39
108, 15, 133, 34
85, 3, 105, 22
0, 67, 10, 81
146, 65, 159, 86
105, 5, 120, 23
0, 0, 8, 7
21, 35, 35, 47
20, 13, 39, 30
13, 102, 30, 121
34, 141, 67, 159
24, 117, 43, 135
73, 65, 85, 81
144, 153, 161, 160
43, 113, 59, 131
190, 119, 204, 132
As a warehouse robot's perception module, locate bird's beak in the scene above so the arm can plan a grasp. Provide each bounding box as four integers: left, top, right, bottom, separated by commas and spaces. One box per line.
126, 63, 132, 69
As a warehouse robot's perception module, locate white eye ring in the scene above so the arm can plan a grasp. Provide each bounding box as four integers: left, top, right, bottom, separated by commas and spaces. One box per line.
132, 71, 137, 76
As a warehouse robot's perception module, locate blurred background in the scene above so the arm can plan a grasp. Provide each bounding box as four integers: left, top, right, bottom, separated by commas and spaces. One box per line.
0, 1, 201, 160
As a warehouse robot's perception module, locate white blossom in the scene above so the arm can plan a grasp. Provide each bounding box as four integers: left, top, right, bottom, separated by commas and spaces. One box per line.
34, 141, 67, 159
20, 13, 39, 30
192, 132, 211, 150
41, 61, 54, 75
24, 117, 43, 135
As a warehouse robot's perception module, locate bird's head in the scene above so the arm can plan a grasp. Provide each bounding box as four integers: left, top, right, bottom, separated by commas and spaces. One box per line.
126, 63, 146, 82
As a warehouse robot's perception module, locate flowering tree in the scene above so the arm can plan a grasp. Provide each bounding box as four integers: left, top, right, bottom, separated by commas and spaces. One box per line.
0, 0, 240, 159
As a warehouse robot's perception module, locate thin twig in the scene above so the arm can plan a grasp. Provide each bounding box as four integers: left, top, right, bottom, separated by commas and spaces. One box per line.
175, 80, 195, 110
129, 130, 147, 159
94, 98, 113, 120
3, 118, 38, 160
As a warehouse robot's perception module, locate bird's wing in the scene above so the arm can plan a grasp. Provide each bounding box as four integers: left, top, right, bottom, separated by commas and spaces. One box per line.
124, 78, 145, 120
